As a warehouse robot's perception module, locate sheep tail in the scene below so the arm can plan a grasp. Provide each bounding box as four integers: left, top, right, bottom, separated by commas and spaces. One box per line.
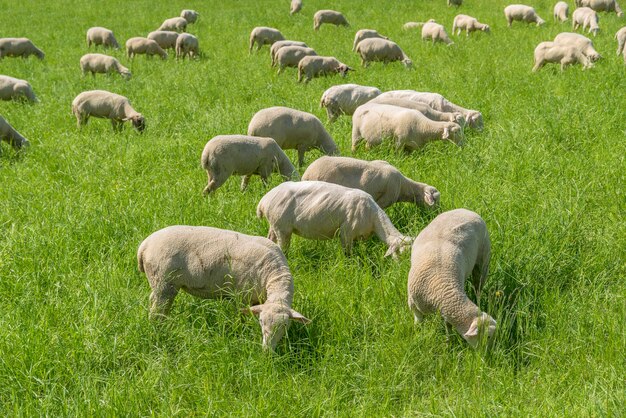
137, 242, 146, 273
256, 202, 265, 219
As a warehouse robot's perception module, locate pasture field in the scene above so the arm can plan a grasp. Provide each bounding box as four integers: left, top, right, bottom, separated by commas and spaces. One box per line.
1, 0, 625, 415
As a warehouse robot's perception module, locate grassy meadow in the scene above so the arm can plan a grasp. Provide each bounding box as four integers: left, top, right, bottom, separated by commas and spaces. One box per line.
1, 0, 625, 415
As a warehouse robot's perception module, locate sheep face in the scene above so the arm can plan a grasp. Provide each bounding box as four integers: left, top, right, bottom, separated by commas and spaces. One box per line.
247, 303, 311, 351
442, 124, 464, 145
402, 58, 413, 69
463, 312, 497, 348
338, 64, 352, 77
384, 237, 413, 259
423, 187, 440, 207
536, 17, 546, 26
467, 112, 484, 131
482, 25, 491, 34
589, 52, 602, 62
128, 115, 146, 133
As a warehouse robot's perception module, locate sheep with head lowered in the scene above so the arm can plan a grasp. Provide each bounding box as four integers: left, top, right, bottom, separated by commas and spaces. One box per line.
352, 29, 388, 51
297, 55, 353, 83
554, 1, 570, 21
616, 27, 626, 56
532, 41, 593, 71
71, 90, 145, 133
290, 0, 302, 15
158, 17, 188, 32
249, 27, 285, 53
572, 7, 600, 36
126, 37, 168, 59
180, 9, 200, 23
86, 27, 120, 49
147, 31, 180, 50
320, 84, 381, 122
137, 225, 310, 351
80, 53, 131, 79
257, 181, 413, 258
422, 21, 454, 44
553, 32, 602, 61
176, 33, 199, 59
275, 46, 317, 74
369, 96, 466, 126
504, 4, 546, 26
355, 38, 413, 68
0, 75, 38, 103
0, 38, 44, 59
270, 40, 308, 66
577, 0, 623, 16
313, 10, 350, 30
452, 15, 491, 36
0, 115, 30, 150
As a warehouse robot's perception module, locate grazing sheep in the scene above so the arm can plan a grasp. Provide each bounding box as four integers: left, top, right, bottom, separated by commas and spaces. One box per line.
297, 55, 353, 83
86, 27, 120, 49
201, 135, 298, 194
71, 90, 145, 133
504, 4, 546, 26
137, 225, 310, 351
448, 0, 463, 6
126, 37, 168, 59
257, 181, 413, 257
369, 96, 466, 126
351, 103, 464, 152
270, 40, 308, 66
158, 17, 188, 32
275, 46, 317, 74
180, 9, 199, 23
408, 209, 496, 348
553, 32, 602, 61
313, 10, 350, 30
0, 38, 44, 59
147, 31, 180, 50
616, 27, 626, 55
320, 84, 382, 122
247, 106, 338, 167
290, 0, 302, 15
572, 7, 600, 36
0, 115, 30, 150
249, 27, 285, 53
422, 21, 454, 45
352, 29, 388, 51
532, 41, 593, 71
175, 33, 199, 59
577, 0, 623, 16
403, 20, 435, 30
452, 15, 491, 36
355, 38, 413, 68
79, 53, 131, 79
302, 156, 440, 210
0, 75, 37, 103
554, 1, 570, 21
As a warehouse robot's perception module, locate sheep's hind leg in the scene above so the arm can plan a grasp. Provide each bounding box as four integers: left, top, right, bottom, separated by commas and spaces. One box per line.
408, 297, 424, 324
149, 284, 179, 320
240, 175, 252, 191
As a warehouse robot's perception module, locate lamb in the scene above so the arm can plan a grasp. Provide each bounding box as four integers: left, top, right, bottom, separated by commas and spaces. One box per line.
422, 21, 454, 45
369, 96, 466, 126
180, 9, 200, 23
137, 225, 310, 351
126, 37, 168, 59
351, 103, 464, 152
275, 46, 317, 74
320, 84, 382, 122
247, 106, 338, 167
0, 75, 37, 103
201, 135, 298, 194
355, 38, 413, 68
504, 5, 546, 26
158, 17, 188, 32
270, 40, 308, 66
352, 29, 388, 51
0, 115, 30, 150
301, 156, 440, 210
572, 7, 600, 36
297, 55, 353, 83
86, 27, 120, 49
408, 209, 496, 348
257, 181, 413, 258
176, 33, 200, 59
147, 31, 180, 50
532, 41, 593, 71
452, 15, 491, 36
79, 53, 131, 79
577, 0, 623, 16
553, 32, 602, 61
616, 27, 626, 55
0, 38, 44, 59
290, 0, 302, 15
249, 27, 285, 53
554, 1, 570, 21
313, 10, 350, 30
71, 90, 145, 133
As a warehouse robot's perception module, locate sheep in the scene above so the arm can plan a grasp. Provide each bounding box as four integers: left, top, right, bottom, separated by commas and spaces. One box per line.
355, 38, 413, 68
554, 1, 570, 21
297, 55, 353, 83
247, 106, 339, 167
577, 0, 623, 16
257, 181, 413, 258
421, 21, 454, 45
369, 96, 466, 126
553, 32, 602, 61
201, 135, 298, 194
301, 156, 440, 210
79, 53, 131, 79
137, 225, 310, 351
320, 84, 382, 122
158, 17, 188, 32
290, 0, 302, 15
403, 20, 435, 31
376, 90, 483, 130
270, 40, 308, 66
313, 10, 350, 30
351, 103, 464, 152
0, 38, 44, 59
275, 46, 317, 74
147, 31, 180, 50
249, 27, 285, 54
448, 0, 463, 6
452, 15, 491, 36
616, 27, 626, 55
0, 75, 37, 103
352, 29, 388, 51
572, 7, 600, 36
180, 9, 199, 23
175, 33, 199, 59
532, 41, 593, 71
0, 115, 30, 150
504, 4, 546, 26
408, 209, 496, 348
86, 27, 120, 49
126, 37, 168, 59
71, 90, 145, 133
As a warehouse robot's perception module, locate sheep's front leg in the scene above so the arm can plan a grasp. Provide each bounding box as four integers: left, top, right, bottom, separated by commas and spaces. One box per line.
240, 175, 252, 191
408, 298, 424, 324
275, 229, 292, 253
297, 146, 307, 167
149, 284, 179, 320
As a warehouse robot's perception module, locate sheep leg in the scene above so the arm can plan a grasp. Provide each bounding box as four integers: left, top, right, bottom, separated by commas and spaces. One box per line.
267, 227, 277, 242
76, 114, 88, 129
240, 175, 251, 191
408, 297, 424, 324
339, 226, 353, 254
149, 284, 178, 320
297, 146, 306, 167
203, 173, 226, 195
275, 230, 292, 253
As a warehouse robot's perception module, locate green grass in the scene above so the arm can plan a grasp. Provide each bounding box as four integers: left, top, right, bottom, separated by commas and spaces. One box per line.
1, 0, 625, 415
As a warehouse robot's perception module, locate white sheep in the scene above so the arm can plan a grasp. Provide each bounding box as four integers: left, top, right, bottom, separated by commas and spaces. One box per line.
275, 46, 317, 74
126, 37, 168, 59
86, 27, 120, 49
504, 4, 546, 26
297, 55, 353, 83
0, 38, 44, 59
554, 1, 570, 21
247, 106, 339, 167
180, 9, 200, 23
257, 181, 413, 257
422, 21, 454, 45
369, 96, 466, 126
0, 75, 37, 103
352, 29, 388, 51
616, 27, 626, 55
201, 134, 298, 194
320, 84, 382, 122
553, 32, 602, 61
301, 156, 440, 210
71, 90, 145, 133
176, 33, 199, 59
313, 10, 350, 31
137, 225, 310, 351
402, 20, 435, 31
355, 38, 413, 68
532, 41, 593, 71
572, 7, 600, 36
79, 53, 131, 79
270, 40, 308, 66
0, 115, 30, 150
452, 15, 491, 36
158, 17, 188, 32
147, 31, 180, 50
408, 209, 496, 348
577, 0, 623, 16
351, 103, 464, 152
249, 27, 285, 54
290, 0, 302, 15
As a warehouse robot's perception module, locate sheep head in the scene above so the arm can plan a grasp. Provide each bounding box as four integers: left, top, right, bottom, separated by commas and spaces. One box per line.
423, 186, 441, 207
463, 312, 497, 348
244, 303, 310, 351
384, 236, 413, 260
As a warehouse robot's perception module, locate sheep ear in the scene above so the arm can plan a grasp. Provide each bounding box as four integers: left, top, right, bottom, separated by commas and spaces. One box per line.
241, 305, 264, 316
442, 127, 450, 139
464, 320, 480, 338
289, 309, 311, 324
